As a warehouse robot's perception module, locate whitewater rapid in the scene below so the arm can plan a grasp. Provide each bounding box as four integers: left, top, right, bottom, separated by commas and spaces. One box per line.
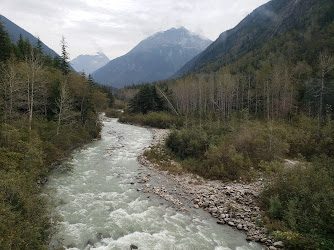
45, 117, 263, 250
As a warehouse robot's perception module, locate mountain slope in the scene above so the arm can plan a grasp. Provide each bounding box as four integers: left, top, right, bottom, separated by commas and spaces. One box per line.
0, 14, 58, 57
92, 27, 211, 88
175, 0, 333, 77
70, 52, 109, 75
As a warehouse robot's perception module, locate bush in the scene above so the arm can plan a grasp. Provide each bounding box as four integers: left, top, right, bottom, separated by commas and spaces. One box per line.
105, 108, 123, 118
0, 170, 55, 249
166, 129, 209, 159
119, 112, 184, 129
260, 156, 334, 249
198, 144, 250, 180
113, 99, 127, 109
232, 122, 289, 164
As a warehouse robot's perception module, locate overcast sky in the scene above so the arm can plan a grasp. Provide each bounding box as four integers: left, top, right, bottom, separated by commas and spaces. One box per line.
2, 0, 269, 60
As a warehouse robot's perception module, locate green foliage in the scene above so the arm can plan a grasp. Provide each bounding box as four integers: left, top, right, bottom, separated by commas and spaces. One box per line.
0, 21, 13, 62
129, 84, 165, 114
105, 108, 123, 118
0, 170, 55, 249
119, 111, 184, 129
0, 32, 111, 248
166, 129, 209, 159
164, 119, 292, 180
260, 156, 334, 249
60, 36, 70, 75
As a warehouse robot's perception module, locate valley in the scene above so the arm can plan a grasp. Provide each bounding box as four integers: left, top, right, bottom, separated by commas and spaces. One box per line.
0, 0, 334, 249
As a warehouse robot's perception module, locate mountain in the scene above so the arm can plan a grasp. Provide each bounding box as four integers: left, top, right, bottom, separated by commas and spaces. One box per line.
174, 0, 334, 77
92, 27, 212, 88
70, 52, 109, 75
0, 14, 58, 58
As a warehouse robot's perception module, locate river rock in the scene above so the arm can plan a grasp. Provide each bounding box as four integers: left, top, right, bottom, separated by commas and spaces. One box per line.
237, 224, 243, 230
228, 221, 235, 227
273, 241, 284, 248
130, 244, 138, 249
269, 247, 277, 250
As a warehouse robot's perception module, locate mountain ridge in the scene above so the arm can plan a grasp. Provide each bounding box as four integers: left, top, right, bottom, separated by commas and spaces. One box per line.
174, 0, 326, 77
70, 52, 109, 75
92, 27, 212, 88
0, 14, 59, 58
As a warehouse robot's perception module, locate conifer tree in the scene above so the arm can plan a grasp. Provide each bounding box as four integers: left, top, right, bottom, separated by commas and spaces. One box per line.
60, 36, 70, 75
34, 37, 43, 57
129, 85, 164, 114
0, 20, 12, 62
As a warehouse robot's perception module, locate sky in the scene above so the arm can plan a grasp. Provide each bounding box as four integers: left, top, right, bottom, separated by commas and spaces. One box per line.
1, 0, 269, 61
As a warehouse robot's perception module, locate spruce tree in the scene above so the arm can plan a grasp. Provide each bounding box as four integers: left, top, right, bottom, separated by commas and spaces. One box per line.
60, 36, 70, 75
129, 85, 164, 114
34, 37, 43, 57
0, 20, 12, 62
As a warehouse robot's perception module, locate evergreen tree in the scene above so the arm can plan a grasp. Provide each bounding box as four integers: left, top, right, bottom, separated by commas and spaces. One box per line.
34, 37, 43, 57
53, 55, 61, 69
16, 34, 25, 59
129, 85, 164, 114
16, 35, 32, 60
0, 20, 12, 62
88, 74, 97, 89
60, 36, 70, 75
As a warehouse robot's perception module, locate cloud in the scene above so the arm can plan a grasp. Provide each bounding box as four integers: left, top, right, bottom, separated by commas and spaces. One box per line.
1, 0, 269, 60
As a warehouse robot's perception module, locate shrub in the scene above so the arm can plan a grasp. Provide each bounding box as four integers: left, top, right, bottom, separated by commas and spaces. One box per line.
166, 129, 209, 159
119, 112, 184, 129
260, 156, 334, 249
105, 108, 123, 118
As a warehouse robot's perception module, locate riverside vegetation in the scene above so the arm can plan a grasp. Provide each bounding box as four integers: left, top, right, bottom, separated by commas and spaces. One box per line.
0, 21, 113, 249
1, 0, 334, 248
120, 108, 334, 249
115, 2, 334, 247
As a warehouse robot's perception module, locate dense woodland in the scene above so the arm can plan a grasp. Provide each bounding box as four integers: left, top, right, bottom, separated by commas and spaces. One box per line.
118, 5, 334, 249
0, 20, 113, 249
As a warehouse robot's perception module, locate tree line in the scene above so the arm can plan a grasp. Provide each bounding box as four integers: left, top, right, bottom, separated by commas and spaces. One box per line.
0, 19, 113, 249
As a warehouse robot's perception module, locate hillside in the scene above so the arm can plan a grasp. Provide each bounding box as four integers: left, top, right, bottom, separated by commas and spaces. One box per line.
175, 0, 334, 76
0, 14, 59, 58
92, 27, 211, 88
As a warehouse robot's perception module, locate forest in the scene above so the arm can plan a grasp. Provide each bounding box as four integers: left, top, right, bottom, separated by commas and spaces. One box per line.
0, 21, 113, 248
1, 0, 334, 248
117, 13, 334, 250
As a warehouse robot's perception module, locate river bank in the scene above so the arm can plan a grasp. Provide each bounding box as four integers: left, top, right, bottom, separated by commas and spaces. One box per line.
137, 128, 284, 250
45, 118, 263, 249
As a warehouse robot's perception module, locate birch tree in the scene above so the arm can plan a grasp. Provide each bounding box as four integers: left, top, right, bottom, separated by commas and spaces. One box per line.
55, 77, 72, 135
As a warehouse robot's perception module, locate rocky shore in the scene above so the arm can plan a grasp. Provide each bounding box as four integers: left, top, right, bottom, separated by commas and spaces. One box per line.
137, 128, 285, 250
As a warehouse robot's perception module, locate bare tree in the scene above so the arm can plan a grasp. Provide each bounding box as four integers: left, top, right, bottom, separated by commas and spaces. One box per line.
55, 77, 72, 135
0, 55, 21, 121
318, 50, 334, 123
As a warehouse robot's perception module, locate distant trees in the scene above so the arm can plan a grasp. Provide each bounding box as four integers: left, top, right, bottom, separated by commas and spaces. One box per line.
129, 84, 165, 114
0, 55, 20, 121
0, 28, 113, 249
0, 21, 12, 62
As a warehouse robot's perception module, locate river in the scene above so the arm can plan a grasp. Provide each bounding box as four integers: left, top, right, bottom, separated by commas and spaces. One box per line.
45, 117, 263, 250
